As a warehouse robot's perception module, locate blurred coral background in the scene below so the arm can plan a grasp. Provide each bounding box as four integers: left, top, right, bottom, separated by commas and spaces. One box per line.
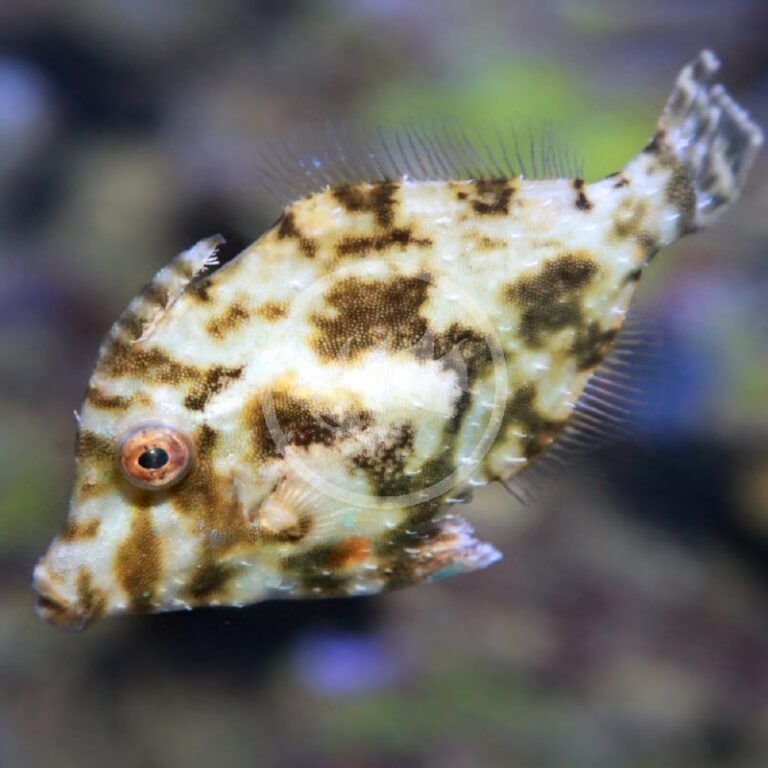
1, 2, 768, 767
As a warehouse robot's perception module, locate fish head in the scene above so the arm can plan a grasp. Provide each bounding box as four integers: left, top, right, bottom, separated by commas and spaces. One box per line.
33, 242, 286, 629
32, 382, 281, 629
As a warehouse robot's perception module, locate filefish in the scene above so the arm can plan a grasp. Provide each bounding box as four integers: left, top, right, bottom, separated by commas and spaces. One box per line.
34, 51, 762, 629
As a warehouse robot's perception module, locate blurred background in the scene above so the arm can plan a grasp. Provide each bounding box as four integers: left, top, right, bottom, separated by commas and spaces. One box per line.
1, 1, 768, 766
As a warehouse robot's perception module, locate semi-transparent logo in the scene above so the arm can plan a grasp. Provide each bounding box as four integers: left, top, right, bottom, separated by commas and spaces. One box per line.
262, 261, 508, 508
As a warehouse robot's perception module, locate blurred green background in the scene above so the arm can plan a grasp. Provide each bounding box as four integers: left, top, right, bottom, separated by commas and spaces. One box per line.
2, 2, 768, 767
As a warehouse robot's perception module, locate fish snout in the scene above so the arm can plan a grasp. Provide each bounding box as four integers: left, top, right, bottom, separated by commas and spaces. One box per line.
32, 562, 97, 631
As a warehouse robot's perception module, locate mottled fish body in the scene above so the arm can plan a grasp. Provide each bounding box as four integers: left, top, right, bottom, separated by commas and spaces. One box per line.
34, 52, 763, 628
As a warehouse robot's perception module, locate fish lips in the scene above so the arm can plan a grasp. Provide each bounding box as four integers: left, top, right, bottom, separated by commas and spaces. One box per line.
32, 564, 98, 631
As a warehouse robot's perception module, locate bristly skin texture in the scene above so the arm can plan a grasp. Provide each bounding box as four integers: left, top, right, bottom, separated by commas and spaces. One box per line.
34, 51, 763, 629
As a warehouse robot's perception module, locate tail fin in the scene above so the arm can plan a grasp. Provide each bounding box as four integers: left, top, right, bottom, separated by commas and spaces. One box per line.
647, 50, 763, 231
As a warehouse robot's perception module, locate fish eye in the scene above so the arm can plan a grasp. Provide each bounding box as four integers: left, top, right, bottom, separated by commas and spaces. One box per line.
138, 447, 169, 470
117, 423, 193, 490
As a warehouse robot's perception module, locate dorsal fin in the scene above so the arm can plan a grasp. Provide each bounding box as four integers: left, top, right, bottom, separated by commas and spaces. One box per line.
248, 118, 583, 205
499, 313, 661, 504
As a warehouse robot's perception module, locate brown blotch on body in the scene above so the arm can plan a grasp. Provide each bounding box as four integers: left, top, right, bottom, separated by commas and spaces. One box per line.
610, 198, 651, 244
333, 181, 399, 229
276, 210, 319, 258
277, 210, 300, 239
75, 430, 114, 464
571, 321, 620, 371
249, 389, 372, 461
299, 238, 318, 258
184, 365, 243, 411
114, 510, 162, 610
59, 518, 100, 542
529, 238, 562, 250
74, 478, 109, 504
197, 423, 218, 457
335, 228, 431, 258
428, 324, 494, 383
573, 178, 593, 211
205, 303, 250, 340
99, 340, 243, 407
504, 254, 599, 347
330, 536, 372, 569
467, 179, 514, 215
76, 569, 106, 623
414, 322, 494, 429
375, 498, 446, 590
501, 383, 567, 459
257, 301, 288, 322
311, 274, 431, 362
280, 537, 371, 597
186, 559, 236, 601
73, 431, 118, 503
352, 422, 415, 498
290, 536, 371, 572
476, 235, 507, 250
84, 386, 132, 411
169, 424, 221, 518
637, 232, 659, 254
170, 424, 259, 554
99, 342, 199, 383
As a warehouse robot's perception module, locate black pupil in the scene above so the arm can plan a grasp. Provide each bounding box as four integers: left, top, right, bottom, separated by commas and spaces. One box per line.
138, 447, 169, 471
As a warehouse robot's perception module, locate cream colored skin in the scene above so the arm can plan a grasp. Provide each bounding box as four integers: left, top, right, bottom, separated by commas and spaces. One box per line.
34, 51, 763, 629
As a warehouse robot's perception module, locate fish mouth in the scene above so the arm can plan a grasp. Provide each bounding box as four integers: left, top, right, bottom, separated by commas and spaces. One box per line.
32, 569, 93, 631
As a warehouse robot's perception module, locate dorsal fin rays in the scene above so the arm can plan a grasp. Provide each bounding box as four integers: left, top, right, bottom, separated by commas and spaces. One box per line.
499, 311, 661, 504
249, 117, 584, 204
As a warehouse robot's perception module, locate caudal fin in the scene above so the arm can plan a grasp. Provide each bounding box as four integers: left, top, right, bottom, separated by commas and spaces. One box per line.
647, 50, 763, 231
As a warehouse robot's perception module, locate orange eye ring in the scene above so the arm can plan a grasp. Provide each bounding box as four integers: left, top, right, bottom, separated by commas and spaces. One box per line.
117, 422, 193, 490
